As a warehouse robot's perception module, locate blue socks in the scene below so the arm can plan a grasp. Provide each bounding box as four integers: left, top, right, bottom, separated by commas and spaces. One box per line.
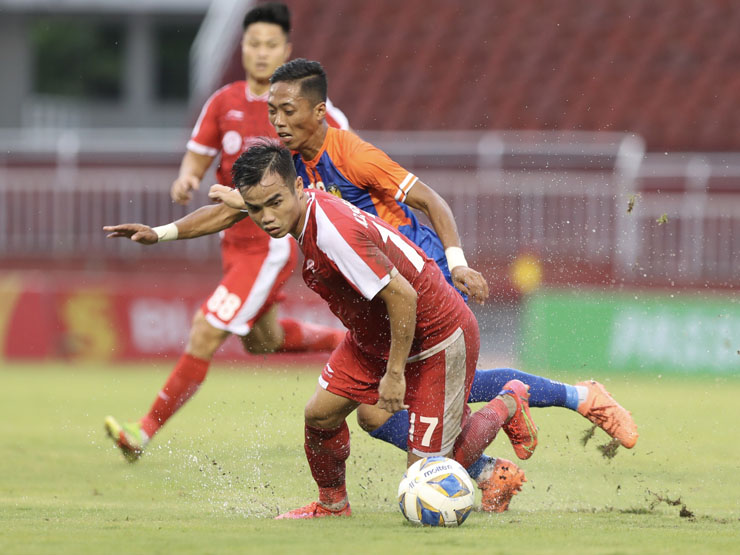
368, 409, 409, 448
469, 367, 580, 410
464, 453, 492, 481
367, 409, 495, 481
368, 368, 580, 481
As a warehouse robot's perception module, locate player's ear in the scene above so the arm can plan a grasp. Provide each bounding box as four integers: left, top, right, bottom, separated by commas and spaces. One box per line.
283, 41, 293, 63
295, 176, 304, 193
314, 101, 326, 120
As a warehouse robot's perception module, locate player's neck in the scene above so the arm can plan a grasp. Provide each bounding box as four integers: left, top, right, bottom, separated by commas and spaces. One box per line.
299, 124, 329, 162
247, 76, 270, 97
290, 195, 309, 240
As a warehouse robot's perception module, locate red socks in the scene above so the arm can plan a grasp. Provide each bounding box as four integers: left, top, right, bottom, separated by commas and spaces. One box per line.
304, 423, 350, 506
139, 354, 210, 438
278, 318, 345, 353
136, 320, 343, 441
452, 398, 510, 469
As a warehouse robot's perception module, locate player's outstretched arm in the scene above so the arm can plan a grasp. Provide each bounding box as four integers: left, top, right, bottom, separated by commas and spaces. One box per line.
404, 181, 490, 304
171, 151, 215, 206
103, 203, 247, 244
376, 272, 416, 414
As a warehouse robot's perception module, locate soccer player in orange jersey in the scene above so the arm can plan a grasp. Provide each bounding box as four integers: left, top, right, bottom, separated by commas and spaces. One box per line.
103, 4, 349, 462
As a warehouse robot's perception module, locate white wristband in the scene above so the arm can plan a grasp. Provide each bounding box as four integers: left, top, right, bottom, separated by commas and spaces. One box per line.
445, 246, 468, 270
153, 223, 179, 242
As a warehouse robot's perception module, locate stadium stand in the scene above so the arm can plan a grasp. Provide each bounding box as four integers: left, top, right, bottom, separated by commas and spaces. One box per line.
220, 0, 740, 152
1, 0, 738, 363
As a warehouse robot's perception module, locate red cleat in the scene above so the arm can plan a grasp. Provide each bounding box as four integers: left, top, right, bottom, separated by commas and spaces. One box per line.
500, 379, 538, 460
275, 501, 352, 520
477, 458, 527, 513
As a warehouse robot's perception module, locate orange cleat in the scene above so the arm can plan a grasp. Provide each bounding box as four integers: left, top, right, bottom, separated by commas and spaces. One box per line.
477, 458, 527, 513
275, 501, 352, 520
576, 380, 638, 448
500, 379, 538, 460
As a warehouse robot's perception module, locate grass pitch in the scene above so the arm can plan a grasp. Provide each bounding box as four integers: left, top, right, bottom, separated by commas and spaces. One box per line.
1, 362, 739, 554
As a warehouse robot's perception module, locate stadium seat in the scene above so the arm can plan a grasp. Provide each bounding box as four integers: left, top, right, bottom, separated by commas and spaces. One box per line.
229, 0, 739, 151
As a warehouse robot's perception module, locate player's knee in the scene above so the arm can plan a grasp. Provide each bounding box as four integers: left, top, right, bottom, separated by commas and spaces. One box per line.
355, 405, 387, 433
304, 405, 344, 430
242, 331, 280, 355
242, 312, 284, 355
356, 413, 377, 433
186, 311, 228, 359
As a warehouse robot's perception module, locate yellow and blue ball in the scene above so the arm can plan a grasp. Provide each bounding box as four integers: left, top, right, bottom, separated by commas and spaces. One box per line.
397, 456, 475, 527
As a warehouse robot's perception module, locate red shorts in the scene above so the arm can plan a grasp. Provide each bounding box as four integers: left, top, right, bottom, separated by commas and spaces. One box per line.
319, 310, 479, 456
201, 236, 297, 335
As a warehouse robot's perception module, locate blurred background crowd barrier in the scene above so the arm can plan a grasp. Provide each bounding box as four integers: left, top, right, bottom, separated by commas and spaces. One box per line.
0, 0, 737, 371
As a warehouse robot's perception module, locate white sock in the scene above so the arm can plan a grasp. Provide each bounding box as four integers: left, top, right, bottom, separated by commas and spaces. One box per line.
575, 385, 589, 407
475, 458, 497, 485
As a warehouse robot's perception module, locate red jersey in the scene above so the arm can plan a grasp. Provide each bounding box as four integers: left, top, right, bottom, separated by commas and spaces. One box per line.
188, 81, 348, 251
298, 190, 468, 359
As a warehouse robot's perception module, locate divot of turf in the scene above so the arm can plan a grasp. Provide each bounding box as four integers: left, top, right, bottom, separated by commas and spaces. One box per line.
598, 438, 621, 459
580, 424, 597, 446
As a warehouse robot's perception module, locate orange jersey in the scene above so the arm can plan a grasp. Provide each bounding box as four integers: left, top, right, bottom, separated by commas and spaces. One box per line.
294, 128, 452, 284
294, 127, 419, 229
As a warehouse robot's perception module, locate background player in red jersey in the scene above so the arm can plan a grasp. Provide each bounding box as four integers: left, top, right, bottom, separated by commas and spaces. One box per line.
230, 140, 538, 519
103, 3, 348, 462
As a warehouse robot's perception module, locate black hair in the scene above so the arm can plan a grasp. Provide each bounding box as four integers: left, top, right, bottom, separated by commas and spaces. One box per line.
242, 2, 291, 34
232, 138, 297, 192
270, 58, 327, 106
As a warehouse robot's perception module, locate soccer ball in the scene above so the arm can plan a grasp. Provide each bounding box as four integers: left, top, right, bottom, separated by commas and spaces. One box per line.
397, 456, 475, 527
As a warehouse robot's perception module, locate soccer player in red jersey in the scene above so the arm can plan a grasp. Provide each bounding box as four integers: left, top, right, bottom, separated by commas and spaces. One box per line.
260, 58, 637, 458
230, 139, 538, 518
103, 4, 349, 462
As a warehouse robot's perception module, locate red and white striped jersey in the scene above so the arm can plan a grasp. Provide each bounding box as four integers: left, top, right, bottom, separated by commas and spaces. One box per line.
298, 190, 467, 359
188, 81, 348, 250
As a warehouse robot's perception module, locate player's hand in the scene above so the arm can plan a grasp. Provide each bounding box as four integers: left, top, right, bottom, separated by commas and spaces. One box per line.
451, 266, 490, 304
377, 371, 409, 414
170, 175, 200, 205
103, 223, 158, 245
208, 184, 246, 210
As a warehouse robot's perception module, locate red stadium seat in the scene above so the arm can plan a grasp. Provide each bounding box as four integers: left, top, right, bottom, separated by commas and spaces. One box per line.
218, 0, 739, 151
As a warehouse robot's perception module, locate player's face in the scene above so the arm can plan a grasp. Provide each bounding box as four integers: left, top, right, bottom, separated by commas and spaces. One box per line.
268, 81, 326, 156
241, 172, 305, 239
241, 23, 291, 83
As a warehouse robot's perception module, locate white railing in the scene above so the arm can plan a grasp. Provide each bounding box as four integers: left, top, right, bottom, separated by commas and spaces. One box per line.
1, 128, 738, 286
630, 154, 740, 285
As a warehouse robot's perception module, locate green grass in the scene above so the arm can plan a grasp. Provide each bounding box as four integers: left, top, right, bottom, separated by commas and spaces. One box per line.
1, 362, 739, 554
